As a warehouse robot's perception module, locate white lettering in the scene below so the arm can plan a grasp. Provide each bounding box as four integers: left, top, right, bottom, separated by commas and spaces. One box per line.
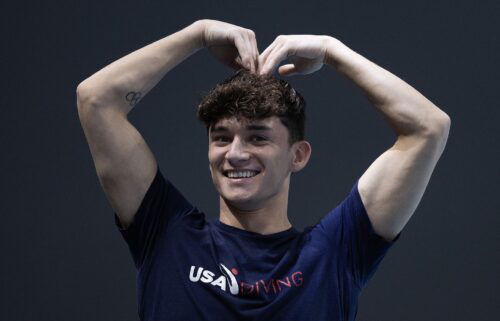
201, 270, 215, 283
189, 266, 202, 282
188, 264, 240, 295
211, 275, 227, 290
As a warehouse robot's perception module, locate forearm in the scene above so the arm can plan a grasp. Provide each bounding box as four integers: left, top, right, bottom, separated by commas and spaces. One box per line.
324, 37, 450, 137
77, 20, 204, 116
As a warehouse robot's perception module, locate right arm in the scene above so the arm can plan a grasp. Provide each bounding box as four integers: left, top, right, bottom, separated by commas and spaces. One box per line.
76, 19, 259, 228
76, 21, 205, 229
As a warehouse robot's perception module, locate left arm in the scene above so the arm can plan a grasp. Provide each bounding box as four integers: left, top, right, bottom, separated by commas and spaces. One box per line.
257, 35, 451, 242
324, 37, 451, 242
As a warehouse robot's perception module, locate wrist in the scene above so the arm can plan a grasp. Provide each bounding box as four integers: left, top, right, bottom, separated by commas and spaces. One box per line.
323, 36, 346, 68
189, 20, 207, 50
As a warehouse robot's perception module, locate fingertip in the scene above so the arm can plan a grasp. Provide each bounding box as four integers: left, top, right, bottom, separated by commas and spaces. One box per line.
259, 63, 269, 76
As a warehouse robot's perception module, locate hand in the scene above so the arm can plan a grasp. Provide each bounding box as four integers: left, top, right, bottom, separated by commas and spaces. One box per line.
197, 19, 259, 73
258, 35, 330, 76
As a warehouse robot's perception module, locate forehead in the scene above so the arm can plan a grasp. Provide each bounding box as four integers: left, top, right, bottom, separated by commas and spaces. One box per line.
209, 116, 284, 134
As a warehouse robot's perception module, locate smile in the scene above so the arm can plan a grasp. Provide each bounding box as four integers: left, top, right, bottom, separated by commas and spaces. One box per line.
223, 170, 261, 183
223, 170, 260, 178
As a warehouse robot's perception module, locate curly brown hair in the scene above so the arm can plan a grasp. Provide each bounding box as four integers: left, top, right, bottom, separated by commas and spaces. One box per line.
196, 69, 306, 147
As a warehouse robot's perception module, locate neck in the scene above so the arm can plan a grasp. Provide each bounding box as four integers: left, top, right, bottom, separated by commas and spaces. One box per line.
218, 182, 292, 235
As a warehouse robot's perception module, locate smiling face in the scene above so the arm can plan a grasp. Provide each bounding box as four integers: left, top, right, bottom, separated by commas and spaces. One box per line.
208, 116, 311, 211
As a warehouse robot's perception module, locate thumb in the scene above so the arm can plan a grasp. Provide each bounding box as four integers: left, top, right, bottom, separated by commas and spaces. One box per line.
278, 64, 297, 76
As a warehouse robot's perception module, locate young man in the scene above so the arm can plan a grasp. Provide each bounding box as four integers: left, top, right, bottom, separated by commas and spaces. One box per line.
76, 19, 450, 321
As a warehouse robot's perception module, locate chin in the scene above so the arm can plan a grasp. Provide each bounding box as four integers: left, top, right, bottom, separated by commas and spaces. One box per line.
221, 193, 259, 209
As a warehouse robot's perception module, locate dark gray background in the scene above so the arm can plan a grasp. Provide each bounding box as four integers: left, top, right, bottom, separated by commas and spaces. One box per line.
1, 0, 498, 320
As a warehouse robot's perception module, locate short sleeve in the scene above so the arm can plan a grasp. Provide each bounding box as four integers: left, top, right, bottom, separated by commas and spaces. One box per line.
114, 165, 197, 269
317, 179, 401, 289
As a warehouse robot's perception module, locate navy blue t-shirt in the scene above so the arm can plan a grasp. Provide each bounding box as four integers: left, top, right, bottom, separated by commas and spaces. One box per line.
114, 165, 401, 321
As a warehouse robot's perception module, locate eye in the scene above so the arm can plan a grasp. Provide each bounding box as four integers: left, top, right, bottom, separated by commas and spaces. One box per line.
211, 135, 267, 144
251, 135, 267, 142
213, 136, 230, 142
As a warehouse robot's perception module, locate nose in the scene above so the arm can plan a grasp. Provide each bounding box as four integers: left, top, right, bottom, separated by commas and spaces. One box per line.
225, 136, 250, 164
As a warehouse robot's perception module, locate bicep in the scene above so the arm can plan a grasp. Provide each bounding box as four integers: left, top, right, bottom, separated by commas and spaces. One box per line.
357, 129, 450, 242
77, 103, 157, 228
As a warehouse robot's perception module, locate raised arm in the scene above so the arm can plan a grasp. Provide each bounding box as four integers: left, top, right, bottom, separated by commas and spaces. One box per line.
258, 35, 450, 242
323, 38, 450, 242
76, 19, 259, 228
76, 21, 204, 228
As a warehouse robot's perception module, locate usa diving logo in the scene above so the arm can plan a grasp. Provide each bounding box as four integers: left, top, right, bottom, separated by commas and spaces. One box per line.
189, 263, 239, 295
189, 263, 304, 297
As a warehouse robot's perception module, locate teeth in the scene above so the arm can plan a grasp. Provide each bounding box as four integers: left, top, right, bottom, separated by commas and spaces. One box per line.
227, 170, 259, 178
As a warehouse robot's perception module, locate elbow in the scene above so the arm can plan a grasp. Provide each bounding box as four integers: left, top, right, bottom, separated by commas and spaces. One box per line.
76, 80, 94, 100
419, 110, 451, 146
435, 110, 451, 127
429, 110, 451, 136
76, 82, 98, 108
403, 108, 451, 140
76, 81, 113, 109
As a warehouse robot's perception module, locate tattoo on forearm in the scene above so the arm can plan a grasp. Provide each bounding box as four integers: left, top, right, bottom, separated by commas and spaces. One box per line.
125, 91, 142, 107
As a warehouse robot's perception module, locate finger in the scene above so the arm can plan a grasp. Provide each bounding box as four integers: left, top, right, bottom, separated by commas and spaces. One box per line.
232, 33, 253, 71
258, 40, 278, 72
241, 30, 258, 73
259, 36, 281, 62
243, 32, 257, 73
258, 41, 279, 74
249, 32, 259, 73
260, 42, 288, 76
260, 37, 288, 75
278, 64, 297, 76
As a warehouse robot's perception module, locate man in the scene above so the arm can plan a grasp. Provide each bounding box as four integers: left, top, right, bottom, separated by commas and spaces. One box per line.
76, 19, 450, 321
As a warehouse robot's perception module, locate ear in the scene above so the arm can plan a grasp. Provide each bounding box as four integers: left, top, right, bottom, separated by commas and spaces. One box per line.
290, 140, 312, 173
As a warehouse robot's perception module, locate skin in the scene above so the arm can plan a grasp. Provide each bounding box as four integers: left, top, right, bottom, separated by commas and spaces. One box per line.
78, 19, 449, 241
199, 21, 321, 235
208, 116, 311, 235
202, 22, 449, 241
199, 26, 328, 234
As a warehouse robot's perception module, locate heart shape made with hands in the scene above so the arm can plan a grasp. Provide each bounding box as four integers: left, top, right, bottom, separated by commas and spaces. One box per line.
201, 20, 330, 77
205, 32, 329, 76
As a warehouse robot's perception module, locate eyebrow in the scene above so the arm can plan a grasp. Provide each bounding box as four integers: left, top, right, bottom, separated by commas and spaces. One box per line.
210, 124, 273, 134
